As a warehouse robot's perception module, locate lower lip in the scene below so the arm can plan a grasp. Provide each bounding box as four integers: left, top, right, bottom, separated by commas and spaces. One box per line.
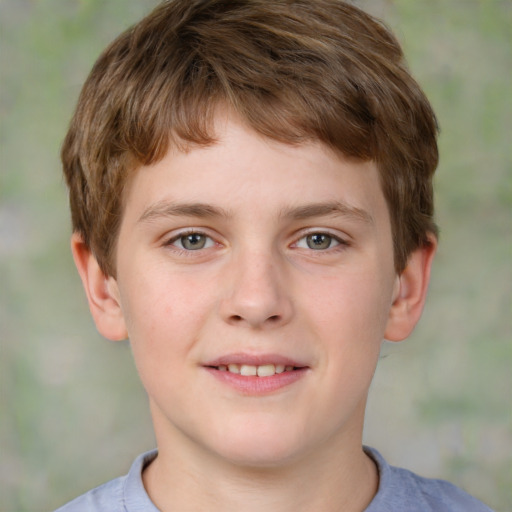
204, 367, 308, 395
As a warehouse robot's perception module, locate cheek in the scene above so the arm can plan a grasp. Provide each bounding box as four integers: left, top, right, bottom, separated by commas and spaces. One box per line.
305, 268, 393, 339
119, 266, 217, 357
292, 271, 391, 436
301, 269, 393, 390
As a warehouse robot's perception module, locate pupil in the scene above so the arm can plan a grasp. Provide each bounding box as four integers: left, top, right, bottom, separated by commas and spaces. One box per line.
183, 234, 205, 250
307, 234, 331, 250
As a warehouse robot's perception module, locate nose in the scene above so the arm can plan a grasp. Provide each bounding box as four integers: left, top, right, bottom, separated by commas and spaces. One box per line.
219, 248, 293, 329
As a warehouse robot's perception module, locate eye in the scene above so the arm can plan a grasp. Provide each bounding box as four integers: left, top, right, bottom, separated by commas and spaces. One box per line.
170, 232, 215, 251
295, 233, 341, 250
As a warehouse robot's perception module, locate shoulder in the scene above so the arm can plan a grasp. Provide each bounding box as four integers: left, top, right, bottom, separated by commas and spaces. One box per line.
53, 451, 159, 512
364, 446, 494, 512
54, 476, 125, 512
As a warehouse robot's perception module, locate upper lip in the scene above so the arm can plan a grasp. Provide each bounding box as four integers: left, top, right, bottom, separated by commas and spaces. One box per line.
203, 353, 309, 368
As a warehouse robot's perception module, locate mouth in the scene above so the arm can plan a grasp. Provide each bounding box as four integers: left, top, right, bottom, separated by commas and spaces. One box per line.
208, 363, 302, 377
203, 356, 309, 394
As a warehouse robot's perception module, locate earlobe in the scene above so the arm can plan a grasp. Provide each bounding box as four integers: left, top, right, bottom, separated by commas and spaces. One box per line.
71, 233, 128, 341
384, 235, 437, 342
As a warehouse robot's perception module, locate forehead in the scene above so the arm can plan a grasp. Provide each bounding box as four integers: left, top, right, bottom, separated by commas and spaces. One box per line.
121, 114, 388, 229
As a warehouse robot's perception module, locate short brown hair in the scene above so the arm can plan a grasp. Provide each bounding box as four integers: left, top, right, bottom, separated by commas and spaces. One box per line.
62, 0, 438, 276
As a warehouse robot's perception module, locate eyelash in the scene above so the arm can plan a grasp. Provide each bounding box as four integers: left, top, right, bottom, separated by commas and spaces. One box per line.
293, 231, 349, 252
163, 229, 349, 254
164, 230, 217, 254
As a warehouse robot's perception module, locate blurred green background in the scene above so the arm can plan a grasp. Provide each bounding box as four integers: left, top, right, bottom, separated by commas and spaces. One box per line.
1, 0, 510, 510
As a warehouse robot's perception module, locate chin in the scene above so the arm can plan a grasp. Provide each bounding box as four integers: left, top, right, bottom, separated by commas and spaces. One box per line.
207, 418, 309, 468
218, 442, 301, 469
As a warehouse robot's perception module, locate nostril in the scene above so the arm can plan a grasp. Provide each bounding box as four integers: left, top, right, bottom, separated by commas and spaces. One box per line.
228, 313, 281, 325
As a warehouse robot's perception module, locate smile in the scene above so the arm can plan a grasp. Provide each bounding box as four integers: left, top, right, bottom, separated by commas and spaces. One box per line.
214, 363, 296, 377
204, 356, 309, 394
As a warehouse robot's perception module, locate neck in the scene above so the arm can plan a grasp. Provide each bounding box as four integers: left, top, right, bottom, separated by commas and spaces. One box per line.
144, 405, 378, 512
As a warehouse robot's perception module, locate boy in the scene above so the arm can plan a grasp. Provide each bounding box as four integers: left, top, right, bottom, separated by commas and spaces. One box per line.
56, 0, 493, 510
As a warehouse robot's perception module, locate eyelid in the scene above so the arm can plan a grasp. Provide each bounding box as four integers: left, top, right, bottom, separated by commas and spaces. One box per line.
291, 229, 350, 250
164, 228, 219, 251
161, 227, 349, 252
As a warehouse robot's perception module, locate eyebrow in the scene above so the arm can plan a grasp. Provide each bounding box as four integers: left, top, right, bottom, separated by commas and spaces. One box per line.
280, 201, 374, 225
138, 200, 373, 225
138, 201, 232, 223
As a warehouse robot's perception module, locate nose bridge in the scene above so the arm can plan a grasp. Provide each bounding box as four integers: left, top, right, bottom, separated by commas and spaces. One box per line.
220, 243, 292, 328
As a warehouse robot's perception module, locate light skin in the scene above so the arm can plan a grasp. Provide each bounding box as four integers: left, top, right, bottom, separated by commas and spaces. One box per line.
72, 113, 436, 511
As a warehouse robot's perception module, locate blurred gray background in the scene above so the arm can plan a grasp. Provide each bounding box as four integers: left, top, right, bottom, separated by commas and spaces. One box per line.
1, 0, 510, 510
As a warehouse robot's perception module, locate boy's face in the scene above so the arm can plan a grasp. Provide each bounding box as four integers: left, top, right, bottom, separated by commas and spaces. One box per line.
82, 113, 432, 467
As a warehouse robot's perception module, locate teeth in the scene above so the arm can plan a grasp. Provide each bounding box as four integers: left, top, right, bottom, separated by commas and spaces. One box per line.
228, 364, 240, 374
218, 364, 297, 377
257, 364, 276, 377
240, 365, 257, 376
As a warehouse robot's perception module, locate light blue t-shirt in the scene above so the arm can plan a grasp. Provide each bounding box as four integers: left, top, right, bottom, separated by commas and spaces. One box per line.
55, 447, 494, 511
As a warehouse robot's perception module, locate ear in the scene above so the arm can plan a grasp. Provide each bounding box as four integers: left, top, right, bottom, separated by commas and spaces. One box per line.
71, 233, 128, 341
384, 235, 437, 342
